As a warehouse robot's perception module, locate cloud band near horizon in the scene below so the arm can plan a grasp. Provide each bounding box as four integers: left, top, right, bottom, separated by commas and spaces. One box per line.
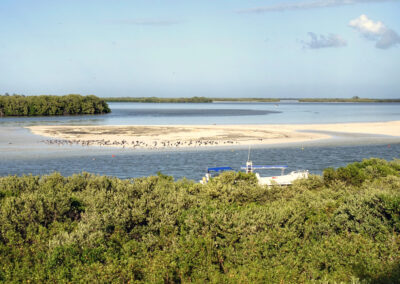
237, 0, 397, 13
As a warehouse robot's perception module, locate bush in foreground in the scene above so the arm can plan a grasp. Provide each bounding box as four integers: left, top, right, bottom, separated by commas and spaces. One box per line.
0, 158, 400, 282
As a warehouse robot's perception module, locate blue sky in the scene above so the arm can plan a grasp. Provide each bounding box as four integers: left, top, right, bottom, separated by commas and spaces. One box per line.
0, 0, 399, 98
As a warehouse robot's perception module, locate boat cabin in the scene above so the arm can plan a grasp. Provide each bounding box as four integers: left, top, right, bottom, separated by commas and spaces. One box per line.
201, 166, 234, 184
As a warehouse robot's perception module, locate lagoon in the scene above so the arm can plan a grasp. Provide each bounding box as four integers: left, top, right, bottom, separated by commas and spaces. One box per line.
1, 101, 400, 126
1, 101, 400, 180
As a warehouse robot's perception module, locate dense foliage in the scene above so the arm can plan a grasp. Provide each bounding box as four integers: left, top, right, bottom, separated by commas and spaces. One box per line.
105, 96, 213, 103
1, 158, 400, 283
0, 94, 111, 116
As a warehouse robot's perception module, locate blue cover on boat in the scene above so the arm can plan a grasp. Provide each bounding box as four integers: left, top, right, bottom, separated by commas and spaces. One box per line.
207, 167, 234, 172
240, 165, 288, 169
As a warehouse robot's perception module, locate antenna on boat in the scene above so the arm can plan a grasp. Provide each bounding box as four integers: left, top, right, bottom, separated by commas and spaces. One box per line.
246, 146, 253, 173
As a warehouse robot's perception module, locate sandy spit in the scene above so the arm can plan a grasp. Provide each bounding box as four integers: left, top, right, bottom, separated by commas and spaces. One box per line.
27, 121, 400, 149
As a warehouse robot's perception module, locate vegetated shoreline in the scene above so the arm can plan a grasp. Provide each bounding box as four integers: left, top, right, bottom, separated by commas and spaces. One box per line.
27, 121, 400, 150
1, 158, 400, 282
0, 94, 110, 117
299, 98, 400, 103
104, 96, 400, 103
104, 96, 279, 103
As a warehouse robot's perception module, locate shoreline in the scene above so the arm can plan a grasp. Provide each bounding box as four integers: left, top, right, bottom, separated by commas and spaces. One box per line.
26, 121, 400, 150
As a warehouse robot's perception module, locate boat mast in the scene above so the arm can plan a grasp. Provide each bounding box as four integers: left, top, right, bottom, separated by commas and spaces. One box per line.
246, 146, 253, 174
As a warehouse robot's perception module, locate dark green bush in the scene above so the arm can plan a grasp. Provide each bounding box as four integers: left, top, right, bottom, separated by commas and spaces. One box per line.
0, 94, 110, 116
323, 158, 400, 187
323, 167, 338, 187
336, 164, 367, 186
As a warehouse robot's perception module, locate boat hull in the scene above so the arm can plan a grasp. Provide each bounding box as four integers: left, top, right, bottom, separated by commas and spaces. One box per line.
256, 171, 309, 186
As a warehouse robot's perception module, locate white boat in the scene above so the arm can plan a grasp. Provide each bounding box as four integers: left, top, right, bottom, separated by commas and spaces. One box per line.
200, 161, 308, 186
241, 161, 308, 186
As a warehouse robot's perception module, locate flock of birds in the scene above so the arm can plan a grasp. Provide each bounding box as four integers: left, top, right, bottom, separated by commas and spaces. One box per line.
40, 138, 240, 149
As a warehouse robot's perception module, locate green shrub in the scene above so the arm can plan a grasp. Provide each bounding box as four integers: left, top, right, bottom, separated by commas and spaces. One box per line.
0, 94, 110, 116
1, 158, 400, 282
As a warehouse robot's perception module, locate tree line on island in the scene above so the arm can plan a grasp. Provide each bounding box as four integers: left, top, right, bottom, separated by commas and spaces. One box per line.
299, 97, 400, 103
104, 96, 400, 103
1, 94, 399, 116
105, 96, 280, 103
0, 158, 399, 282
104, 96, 214, 103
0, 94, 110, 117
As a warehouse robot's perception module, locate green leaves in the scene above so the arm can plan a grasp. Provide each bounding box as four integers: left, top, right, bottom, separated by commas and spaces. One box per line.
1, 158, 400, 282
0, 94, 110, 116
323, 158, 400, 187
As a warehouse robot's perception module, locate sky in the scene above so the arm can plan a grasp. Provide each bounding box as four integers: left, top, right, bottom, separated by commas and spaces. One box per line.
0, 0, 399, 98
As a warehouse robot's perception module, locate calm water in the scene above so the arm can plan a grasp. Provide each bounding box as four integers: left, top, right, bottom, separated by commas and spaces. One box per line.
1, 144, 399, 181
1, 102, 400, 180
1, 101, 400, 126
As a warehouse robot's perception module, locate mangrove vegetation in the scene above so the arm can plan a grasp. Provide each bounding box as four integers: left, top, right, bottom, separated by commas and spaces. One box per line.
104, 96, 213, 103
104, 97, 278, 103
0, 94, 111, 117
104, 96, 400, 104
1, 158, 400, 282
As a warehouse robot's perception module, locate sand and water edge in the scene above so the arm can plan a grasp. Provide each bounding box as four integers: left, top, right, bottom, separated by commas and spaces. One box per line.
26, 121, 400, 150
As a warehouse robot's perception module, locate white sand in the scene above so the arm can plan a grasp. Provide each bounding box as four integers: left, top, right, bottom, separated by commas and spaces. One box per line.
27, 121, 400, 149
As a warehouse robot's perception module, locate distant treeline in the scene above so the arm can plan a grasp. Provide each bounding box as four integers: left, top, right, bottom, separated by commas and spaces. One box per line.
105, 96, 213, 103
212, 98, 280, 102
105, 97, 279, 103
105, 96, 400, 103
0, 94, 111, 116
299, 98, 400, 103
1, 158, 400, 282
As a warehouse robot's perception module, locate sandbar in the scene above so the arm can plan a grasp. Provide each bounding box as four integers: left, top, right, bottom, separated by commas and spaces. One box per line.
27, 121, 400, 149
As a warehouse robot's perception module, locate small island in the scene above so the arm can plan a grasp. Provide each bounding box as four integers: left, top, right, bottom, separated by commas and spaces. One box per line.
27, 121, 400, 149
0, 94, 111, 117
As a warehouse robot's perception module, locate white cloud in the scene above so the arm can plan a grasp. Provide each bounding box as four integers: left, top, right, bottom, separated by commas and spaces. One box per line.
349, 14, 385, 36
237, 0, 396, 13
349, 15, 400, 49
302, 32, 347, 49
